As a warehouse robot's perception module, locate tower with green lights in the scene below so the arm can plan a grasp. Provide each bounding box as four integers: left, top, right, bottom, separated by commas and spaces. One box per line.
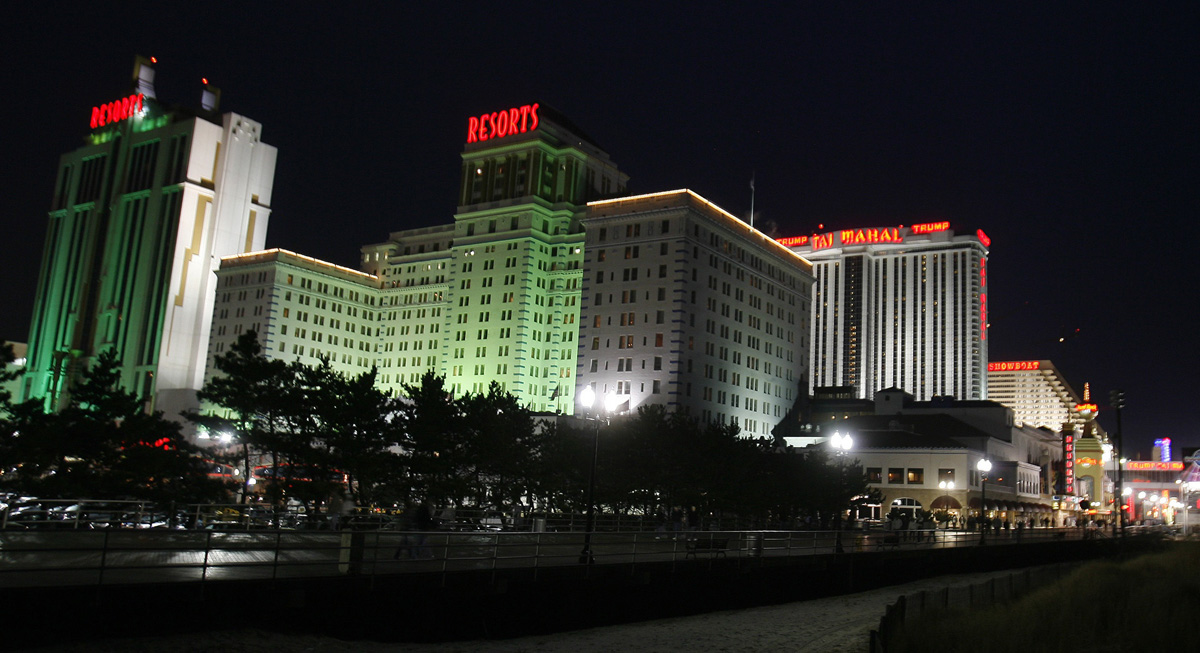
22, 57, 277, 420
360, 104, 628, 412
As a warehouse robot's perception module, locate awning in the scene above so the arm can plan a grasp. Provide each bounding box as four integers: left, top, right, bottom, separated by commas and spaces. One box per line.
931, 495, 962, 510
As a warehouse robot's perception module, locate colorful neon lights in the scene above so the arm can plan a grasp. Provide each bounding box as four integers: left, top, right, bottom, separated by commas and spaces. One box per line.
776, 222, 962, 250
90, 93, 145, 129
1075, 403, 1099, 413
775, 235, 810, 247
466, 103, 539, 143
988, 361, 1041, 371
977, 229, 991, 247
1064, 434, 1075, 494
1125, 461, 1183, 471
840, 227, 902, 245
910, 221, 950, 234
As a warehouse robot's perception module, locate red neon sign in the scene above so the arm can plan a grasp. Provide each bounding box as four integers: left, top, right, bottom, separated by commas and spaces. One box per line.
988, 361, 1041, 372
1064, 434, 1075, 494
840, 227, 902, 246
91, 93, 145, 129
466, 103, 539, 143
1075, 403, 1099, 413
910, 221, 950, 234
1125, 461, 1184, 471
977, 229, 991, 247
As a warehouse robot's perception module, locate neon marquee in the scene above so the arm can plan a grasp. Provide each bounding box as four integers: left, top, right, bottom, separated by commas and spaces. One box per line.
1064, 434, 1075, 494
91, 93, 145, 129
466, 103, 539, 143
911, 221, 950, 234
1075, 403, 1099, 413
988, 361, 1040, 372
1125, 461, 1184, 472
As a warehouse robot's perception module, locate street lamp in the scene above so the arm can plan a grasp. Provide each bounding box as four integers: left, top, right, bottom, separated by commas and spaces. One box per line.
977, 458, 992, 545
577, 386, 617, 564
830, 431, 853, 553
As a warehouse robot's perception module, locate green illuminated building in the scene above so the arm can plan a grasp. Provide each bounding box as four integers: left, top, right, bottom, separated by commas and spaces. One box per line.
24, 58, 277, 420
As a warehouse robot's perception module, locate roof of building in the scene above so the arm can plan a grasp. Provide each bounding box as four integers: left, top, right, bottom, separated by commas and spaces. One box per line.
833, 413, 994, 450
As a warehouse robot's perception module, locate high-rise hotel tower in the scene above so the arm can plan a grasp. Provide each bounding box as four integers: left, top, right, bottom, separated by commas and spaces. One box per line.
209, 103, 627, 414
578, 191, 813, 436
781, 223, 990, 401
23, 58, 277, 419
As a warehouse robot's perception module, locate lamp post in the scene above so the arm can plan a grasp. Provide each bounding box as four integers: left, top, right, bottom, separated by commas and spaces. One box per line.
977, 458, 992, 545
830, 431, 853, 553
577, 386, 616, 564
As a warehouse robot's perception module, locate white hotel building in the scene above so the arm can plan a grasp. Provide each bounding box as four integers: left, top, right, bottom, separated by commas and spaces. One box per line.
781, 223, 990, 402
578, 190, 813, 436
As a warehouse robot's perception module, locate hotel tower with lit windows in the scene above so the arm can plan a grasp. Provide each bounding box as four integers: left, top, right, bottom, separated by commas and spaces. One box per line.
780, 223, 990, 402
208, 104, 815, 435
210, 104, 630, 414
22, 57, 276, 420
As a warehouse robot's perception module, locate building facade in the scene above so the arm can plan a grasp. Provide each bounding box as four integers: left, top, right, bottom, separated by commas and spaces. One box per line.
986, 359, 1086, 432
23, 58, 276, 420
208, 103, 628, 415
780, 222, 989, 402
577, 190, 814, 437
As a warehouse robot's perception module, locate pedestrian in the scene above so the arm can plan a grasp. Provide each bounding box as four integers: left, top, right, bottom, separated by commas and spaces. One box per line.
411, 503, 435, 559
670, 506, 684, 539
392, 507, 414, 559
686, 506, 700, 540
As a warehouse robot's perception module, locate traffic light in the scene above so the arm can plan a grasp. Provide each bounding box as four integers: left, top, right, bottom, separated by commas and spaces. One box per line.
1109, 390, 1125, 409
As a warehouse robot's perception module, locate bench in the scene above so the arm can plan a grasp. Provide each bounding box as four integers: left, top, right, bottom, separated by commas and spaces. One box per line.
685, 537, 729, 558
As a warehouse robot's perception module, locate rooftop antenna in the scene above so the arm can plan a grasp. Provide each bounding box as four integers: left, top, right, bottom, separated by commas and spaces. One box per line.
749, 171, 756, 229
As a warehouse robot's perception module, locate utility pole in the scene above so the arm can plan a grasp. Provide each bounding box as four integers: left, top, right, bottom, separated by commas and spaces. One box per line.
1110, 389, 1126, 539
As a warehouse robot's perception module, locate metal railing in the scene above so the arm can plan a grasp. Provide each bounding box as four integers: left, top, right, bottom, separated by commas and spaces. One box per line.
0, 524, 1095, 589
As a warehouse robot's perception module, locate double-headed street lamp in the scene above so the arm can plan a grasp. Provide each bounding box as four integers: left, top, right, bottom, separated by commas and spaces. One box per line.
830, 431, 853, 553
977, 458, 992, 545
577, 386, 618, 564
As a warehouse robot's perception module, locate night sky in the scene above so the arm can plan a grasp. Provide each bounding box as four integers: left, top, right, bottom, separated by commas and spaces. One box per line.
3, 4, 1196, 457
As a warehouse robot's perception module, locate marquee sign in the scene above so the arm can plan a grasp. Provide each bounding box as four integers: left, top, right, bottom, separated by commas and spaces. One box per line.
1125, 461, 1184, 472
1064, 434, 1075, 495
988, 361, 1041, 372
775, 222, 984, 252
466, 103, 540, 143
91, 93, 145, 129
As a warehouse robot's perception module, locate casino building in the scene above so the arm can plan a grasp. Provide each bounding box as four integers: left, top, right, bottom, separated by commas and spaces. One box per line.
210, 104, 628, 414
985, 359, 1087, 433
23, 58, 276, 420
207, 105, 816, 433
780, 223, 990, 402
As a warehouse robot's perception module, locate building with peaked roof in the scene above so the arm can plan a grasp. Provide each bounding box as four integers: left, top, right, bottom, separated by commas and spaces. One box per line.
23, 57, 276, 421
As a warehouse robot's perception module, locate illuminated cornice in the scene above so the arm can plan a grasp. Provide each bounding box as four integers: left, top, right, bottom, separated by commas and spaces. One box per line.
588, 189, 812, 269
221, 248, 378, 281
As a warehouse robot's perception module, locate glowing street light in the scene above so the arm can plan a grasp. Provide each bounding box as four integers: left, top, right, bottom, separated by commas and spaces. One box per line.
829, 431, 853, 553
977, 458, 993, 545
577, 386, 617, 564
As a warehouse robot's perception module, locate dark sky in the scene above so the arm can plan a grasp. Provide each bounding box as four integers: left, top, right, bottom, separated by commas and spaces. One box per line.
3, 4, 1196, 457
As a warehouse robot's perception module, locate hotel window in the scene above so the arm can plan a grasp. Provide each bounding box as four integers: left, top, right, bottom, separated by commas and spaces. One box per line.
907, 468, 925, 484
938, 469, 955, 485
888, 468, 904, 484
867, 468, 883, 483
